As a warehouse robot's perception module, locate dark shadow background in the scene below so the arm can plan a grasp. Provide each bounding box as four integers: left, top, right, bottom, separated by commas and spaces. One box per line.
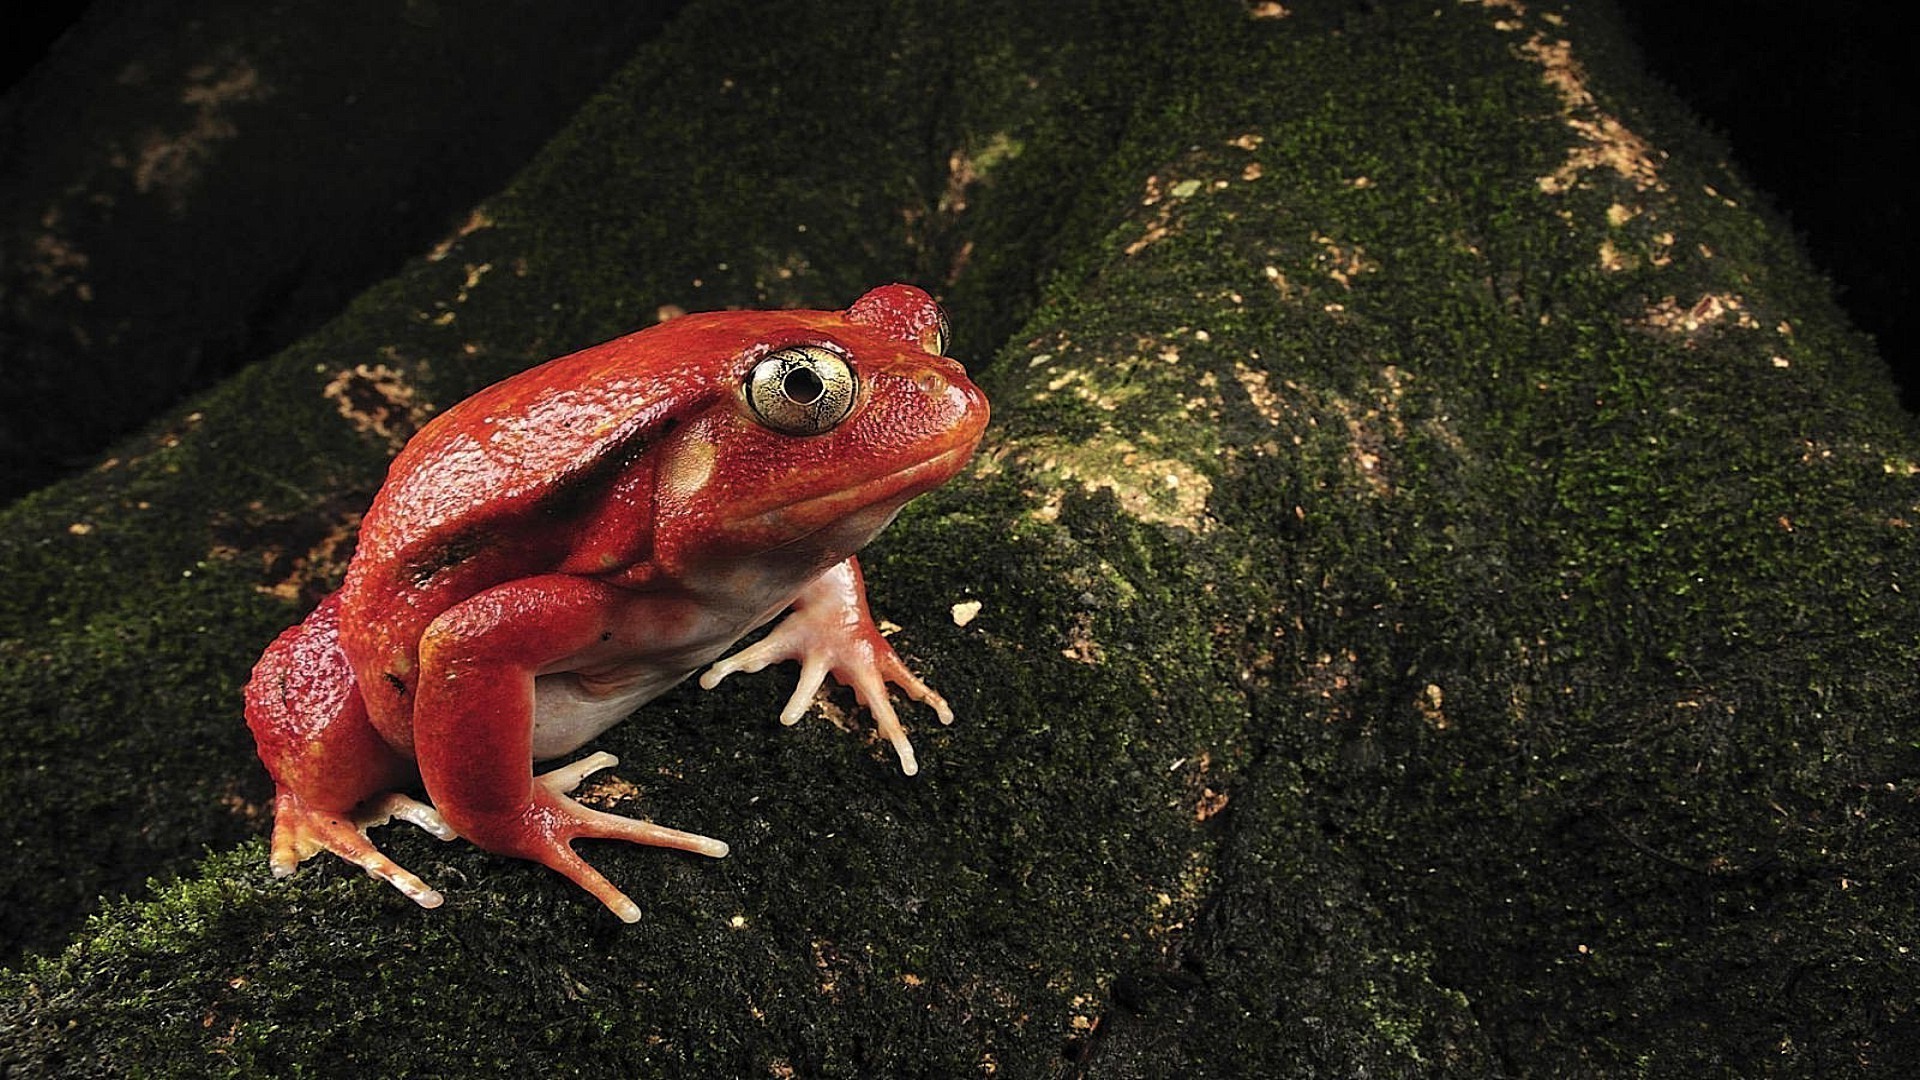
1613, 0, 1911, 403
1, 0, 1910, 505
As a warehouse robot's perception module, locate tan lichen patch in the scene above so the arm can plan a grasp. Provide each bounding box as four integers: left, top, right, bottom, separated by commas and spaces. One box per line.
1326, 366, 1412, 498
1599, 209, 1676, 272
897, 131, 1021, 280
127, 57, 272, 212
1125, 151, 1267, 256
1179, 752, 1230, 823
1013, 330, 1229, 533
1639, 292, 1759, 341
1126, 174, 1181, 256
322, 362, 432, 451
1061, 610, 1106, 665
428, 208, 496, 262
208, 491, 368, 603
1464, 0, 1528, 32
1033, 364, 1147, 413
27, 209, 90, 300
810, 939, 849, 1002
258, 512, 359, 602
1598, 237, 1632, 273
1513, 34, 1665, 196
1251, 230, 1376, 311
1232, 361, 1285, 425
939, 131, 1022, 217
1313, 232, 1378, 288
218, 784, 270, 825
1648, 231, 1675, 267
1145, 849, 1214, 955
1262, 263, 1298, 300
1023, 434, 1215, 532
1299, 647, 1360, 724
1067, 994, 1101, 1037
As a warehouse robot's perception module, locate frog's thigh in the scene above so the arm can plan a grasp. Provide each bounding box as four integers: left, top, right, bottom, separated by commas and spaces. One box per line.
411, 574, 624, 822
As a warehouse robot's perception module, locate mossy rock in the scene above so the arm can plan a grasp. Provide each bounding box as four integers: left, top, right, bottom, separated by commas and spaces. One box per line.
2, 1, 1914, 1076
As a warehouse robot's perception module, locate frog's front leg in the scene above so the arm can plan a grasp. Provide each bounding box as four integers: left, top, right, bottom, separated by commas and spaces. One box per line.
700, 555, 953, 775
413, 574, 728, 923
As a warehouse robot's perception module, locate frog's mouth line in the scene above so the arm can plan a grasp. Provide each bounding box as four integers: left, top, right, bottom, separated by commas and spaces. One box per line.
744, 440, 978, 530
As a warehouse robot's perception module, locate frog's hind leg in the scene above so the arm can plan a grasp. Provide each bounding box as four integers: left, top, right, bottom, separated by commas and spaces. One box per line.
244, 591, 454, 908
412, 575, 730, 924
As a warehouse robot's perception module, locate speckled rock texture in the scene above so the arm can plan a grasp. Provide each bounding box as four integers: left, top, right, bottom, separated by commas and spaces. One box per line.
3, 1, 1914, 1076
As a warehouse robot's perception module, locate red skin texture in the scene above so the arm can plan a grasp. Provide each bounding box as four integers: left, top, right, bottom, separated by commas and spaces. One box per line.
245, 284, 988, 919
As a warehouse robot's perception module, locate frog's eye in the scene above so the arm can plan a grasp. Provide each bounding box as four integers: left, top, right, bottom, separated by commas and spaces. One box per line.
927, 305, 951, 356
745, 345, 858, 435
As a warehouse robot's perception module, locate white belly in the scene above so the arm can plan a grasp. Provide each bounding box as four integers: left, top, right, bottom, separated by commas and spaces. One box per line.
524, 574, 798, 760
529, 669, 689, 761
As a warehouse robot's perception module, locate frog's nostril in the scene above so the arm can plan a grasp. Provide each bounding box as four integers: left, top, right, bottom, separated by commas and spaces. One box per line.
914, 371, 949, 396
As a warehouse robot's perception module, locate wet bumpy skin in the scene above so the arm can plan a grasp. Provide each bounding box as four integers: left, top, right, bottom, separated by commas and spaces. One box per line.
243, 284, 989, 922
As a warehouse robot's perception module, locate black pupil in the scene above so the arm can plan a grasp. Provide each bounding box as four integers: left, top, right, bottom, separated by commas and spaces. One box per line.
783, 364, 825, 405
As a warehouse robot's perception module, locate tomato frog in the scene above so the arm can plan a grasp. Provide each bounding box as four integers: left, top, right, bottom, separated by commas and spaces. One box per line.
244, 283, 989, 922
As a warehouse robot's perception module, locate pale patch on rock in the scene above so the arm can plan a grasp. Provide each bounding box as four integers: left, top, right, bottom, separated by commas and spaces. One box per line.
323, 362, 432, 452
26, 210, 91, 300
950, 599, 982, 627
428, 208, 497, 262
939, 131, 1022, 217
1639, 292, 1759, 340
1506, 31, 1665, 196
259, 512, 362, 603
128, 58, 272, 213
1598, 237, 1632, 273
1021, 435, 1215, 533
1233, 361, 1285, 425
1463, 0, 1529, 18
1417, 683, 1449, 730
1326, 366, 1411, 498
1313, 232, 1377, 288
1061, 611, 1106, 665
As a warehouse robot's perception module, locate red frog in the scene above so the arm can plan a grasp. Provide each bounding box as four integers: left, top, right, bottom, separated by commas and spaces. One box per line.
245, 284, 989, 922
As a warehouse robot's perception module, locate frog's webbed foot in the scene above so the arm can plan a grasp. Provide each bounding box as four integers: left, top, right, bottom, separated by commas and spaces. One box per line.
271, 755, 728, 921
700, 559, 952, 776
267, 788, 456, 909
457, 752, 729, 924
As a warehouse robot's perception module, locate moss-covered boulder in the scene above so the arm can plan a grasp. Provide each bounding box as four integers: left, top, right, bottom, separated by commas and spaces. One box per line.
3, 1, 1914, 1075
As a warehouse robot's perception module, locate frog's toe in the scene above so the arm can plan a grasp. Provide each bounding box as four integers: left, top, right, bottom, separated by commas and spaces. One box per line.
534, 750, 621, 794
854, 682, 920, 776
341, 847, 446, 909
266, 789, 448, 909
362, 791, 457, 841
567, 801, 731, 860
